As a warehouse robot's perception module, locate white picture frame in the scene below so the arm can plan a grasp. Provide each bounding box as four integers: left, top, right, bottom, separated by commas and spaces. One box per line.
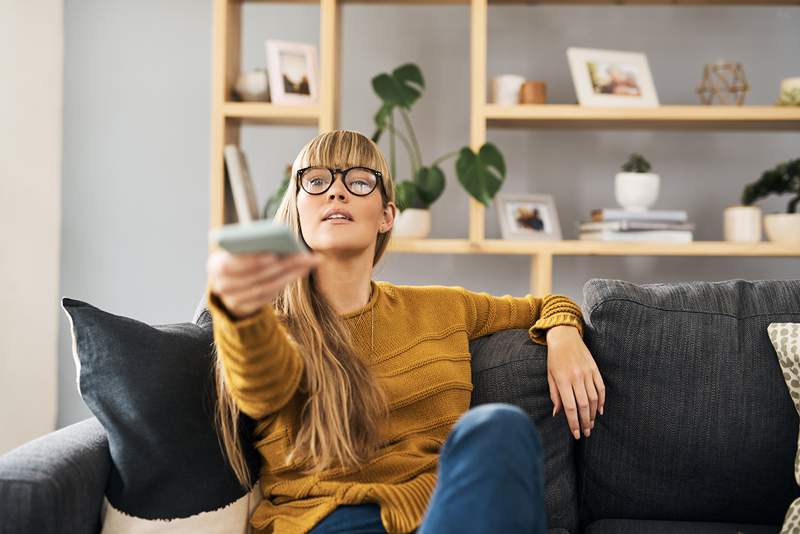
265, 39, 319, 105
496, 193, 562, 241
567, 47, 659, 107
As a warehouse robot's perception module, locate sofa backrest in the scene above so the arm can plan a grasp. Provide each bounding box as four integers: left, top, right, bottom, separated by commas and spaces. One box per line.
580, 278, 800, 527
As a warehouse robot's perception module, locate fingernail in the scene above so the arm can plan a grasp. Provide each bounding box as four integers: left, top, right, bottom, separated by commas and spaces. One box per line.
591, 420, 595, 429
600, 406, 604, 415
584, 428, 590, 437
552, 407, 556, 417
573, 429, 580, 439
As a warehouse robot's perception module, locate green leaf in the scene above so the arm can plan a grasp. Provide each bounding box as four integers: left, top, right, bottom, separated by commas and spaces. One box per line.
371, 64, 424, 110
415, 165, 445, 207
455, 143, 506, 206
395, 181, 420, 212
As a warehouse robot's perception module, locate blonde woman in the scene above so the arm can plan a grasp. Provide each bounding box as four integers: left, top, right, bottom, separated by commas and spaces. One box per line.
205, 130, 605, 534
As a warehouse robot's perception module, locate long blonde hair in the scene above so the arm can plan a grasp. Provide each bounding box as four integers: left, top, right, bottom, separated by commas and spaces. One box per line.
214, 130, 396, 487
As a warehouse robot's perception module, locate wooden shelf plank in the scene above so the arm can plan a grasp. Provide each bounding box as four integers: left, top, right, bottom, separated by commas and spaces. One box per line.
247, 0, 800, 4
223, 102, 320, 125
387, 238, 800, 256
484, 104, 800, 130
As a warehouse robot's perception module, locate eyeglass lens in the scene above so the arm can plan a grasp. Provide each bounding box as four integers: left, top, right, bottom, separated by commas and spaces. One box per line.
301, 167, 378, 196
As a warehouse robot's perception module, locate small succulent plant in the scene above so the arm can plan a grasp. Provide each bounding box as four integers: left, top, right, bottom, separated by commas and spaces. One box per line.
621, 153, 653, 173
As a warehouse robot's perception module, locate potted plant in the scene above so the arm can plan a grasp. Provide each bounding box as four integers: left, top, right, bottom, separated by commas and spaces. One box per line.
614, 153, 660, 212
371, 63, 506, 238
741, 158, 800, 244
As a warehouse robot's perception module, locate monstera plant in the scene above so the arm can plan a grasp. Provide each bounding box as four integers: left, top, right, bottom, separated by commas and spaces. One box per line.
370, 63, 506, 237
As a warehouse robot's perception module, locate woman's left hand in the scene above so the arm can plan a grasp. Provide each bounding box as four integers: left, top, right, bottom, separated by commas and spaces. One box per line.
545, 325, 605, 440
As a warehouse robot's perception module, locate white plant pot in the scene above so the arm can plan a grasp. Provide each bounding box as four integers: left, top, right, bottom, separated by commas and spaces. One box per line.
393, 208, 431, 239
614, 172, 660, 212
235, 69, 270, 102
724, 205, 762, 242
764, 213, 800, 244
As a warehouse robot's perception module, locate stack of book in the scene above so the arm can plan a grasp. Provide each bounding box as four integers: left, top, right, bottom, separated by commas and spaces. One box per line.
578, 208, 695, 242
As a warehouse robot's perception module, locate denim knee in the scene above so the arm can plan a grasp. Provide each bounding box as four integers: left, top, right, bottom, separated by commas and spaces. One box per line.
450, 403, 541, 454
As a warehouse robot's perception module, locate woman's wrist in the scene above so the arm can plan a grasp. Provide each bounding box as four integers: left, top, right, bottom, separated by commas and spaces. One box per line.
546, 325, 580, 345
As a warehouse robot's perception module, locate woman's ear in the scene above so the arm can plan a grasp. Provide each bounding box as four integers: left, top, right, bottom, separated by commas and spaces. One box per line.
380, 202, 397, 233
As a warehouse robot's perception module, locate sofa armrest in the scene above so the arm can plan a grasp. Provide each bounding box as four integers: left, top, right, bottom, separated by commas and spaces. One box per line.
0, 417, 110, 534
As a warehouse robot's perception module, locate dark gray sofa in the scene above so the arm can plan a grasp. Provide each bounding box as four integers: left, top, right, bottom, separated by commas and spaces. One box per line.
2, 278, 798, 534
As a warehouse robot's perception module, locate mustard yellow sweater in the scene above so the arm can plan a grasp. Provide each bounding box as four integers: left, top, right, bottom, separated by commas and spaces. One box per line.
206, 280, 584, 534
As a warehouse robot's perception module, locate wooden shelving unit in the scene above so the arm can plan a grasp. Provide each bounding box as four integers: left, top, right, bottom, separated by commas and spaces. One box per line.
210, 0, 800, 295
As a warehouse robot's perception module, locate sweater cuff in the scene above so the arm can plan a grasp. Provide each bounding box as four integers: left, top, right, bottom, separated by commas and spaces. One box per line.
529, 295, 585, 346
205, 286, 280, 349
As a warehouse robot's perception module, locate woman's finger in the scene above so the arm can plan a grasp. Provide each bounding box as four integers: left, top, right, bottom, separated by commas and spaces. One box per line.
547, 372, 562, 416
584, 372, 599, 427
556, 376, 581, 440
572, 376, 592, 437
593, 367, 606, 415
233, 263, 313, 309
221, 253, 317, 294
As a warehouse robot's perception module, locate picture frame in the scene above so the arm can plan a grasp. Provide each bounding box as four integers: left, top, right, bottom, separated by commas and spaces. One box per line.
265, 39, 319, 105
495, 193, 562, 241
567, 47, 659, 107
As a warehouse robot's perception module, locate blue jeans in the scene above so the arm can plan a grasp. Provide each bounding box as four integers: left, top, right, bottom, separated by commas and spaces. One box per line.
308, 403, 547, 534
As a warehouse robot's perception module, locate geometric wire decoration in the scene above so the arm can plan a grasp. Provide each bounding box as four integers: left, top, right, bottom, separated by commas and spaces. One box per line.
696, 61, 750, 105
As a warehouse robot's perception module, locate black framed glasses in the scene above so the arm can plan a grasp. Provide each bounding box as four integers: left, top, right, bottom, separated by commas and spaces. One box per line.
296, 166, 383, 197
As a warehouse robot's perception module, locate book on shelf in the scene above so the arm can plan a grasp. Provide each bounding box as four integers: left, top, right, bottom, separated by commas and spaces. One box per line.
590, 208, 688, 223
223, 145, 260, 223
577, 220, 696, 232
579, 230, 694, 243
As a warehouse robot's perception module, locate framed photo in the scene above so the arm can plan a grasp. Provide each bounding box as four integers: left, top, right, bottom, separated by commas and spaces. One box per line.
567, 47, 659, 107
496, 193, 562, 241
265, 40, 318, 105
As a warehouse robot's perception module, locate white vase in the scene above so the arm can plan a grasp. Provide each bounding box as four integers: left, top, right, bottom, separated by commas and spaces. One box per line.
393, 208, 431, 239
235, 69, 270, 102
764, 213, 800, 244
491, 75, 525, 105
614, 172, 660, 211
724, 205, 762, 242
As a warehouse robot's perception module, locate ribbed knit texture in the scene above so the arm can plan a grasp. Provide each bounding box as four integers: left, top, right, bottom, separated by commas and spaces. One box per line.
206, 280, 584, 534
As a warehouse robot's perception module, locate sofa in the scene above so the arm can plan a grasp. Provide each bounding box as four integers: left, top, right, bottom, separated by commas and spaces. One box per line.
1, 278, 798, 534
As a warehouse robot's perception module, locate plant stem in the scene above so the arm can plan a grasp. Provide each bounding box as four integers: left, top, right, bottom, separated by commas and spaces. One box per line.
389, 112, 396, 181
789, 194, 799, 214
431, 149, 460, 167
384, 122, 419, 174
399, 108, 423, 170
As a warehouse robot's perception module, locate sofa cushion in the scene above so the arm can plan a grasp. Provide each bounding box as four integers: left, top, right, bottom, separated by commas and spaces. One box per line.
61, 297, 261, 531
579, 279, 800, 525
584, 519, 779, 534
768, 322, 800, 533
470, 328, 578, 534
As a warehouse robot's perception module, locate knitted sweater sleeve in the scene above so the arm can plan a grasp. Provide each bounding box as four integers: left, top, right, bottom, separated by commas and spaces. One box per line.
205, 285, 304, 420
459, 287, 585, 345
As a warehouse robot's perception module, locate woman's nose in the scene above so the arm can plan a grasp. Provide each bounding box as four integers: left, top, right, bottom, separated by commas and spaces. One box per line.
328, 173, 349, 199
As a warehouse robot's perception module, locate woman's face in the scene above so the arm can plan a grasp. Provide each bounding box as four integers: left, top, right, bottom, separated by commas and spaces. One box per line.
296, 165, 395, 256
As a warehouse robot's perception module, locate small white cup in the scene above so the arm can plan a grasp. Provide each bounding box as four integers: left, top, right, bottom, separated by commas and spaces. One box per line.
491, 75, 525, 105
724, 205, 762, 242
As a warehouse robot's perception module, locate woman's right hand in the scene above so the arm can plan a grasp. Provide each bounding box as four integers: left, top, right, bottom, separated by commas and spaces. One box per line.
207, 249, 322, 320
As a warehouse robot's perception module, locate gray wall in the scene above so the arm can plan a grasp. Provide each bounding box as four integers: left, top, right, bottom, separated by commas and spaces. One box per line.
58, 0, 800, 426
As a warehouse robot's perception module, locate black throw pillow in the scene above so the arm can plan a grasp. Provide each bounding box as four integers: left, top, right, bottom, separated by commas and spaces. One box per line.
61, 297, 261, 531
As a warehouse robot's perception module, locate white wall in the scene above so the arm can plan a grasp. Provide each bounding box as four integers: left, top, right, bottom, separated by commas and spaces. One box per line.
0, 0, 63, 453
57, 1, 799, 427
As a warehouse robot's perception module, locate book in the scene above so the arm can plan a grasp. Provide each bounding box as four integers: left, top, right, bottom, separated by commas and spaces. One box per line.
590, 208, 688, 223
577, 220, 695, 232
579, 230, 694, 242
223, 145, 260, 223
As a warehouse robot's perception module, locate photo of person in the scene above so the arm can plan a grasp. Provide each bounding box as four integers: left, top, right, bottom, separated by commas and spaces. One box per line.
567, 48, 659, 107
587, 62, 642, 97
496, 194, 562, 241
280, 50, 311, 95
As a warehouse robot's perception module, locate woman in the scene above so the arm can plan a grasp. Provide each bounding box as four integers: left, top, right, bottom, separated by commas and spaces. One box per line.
205, 130, 605, 534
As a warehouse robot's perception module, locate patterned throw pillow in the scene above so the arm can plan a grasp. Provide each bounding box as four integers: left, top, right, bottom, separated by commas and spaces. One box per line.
769, 322, 800, 534
62, 297, 262, 532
